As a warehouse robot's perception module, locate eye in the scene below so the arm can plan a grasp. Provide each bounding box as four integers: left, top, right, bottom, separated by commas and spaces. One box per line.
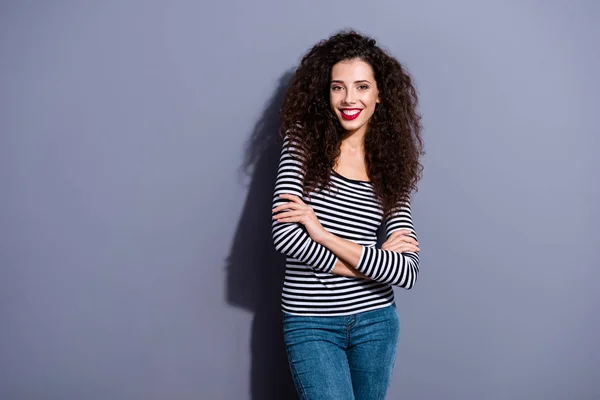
331, 85, 344, 91
358, 85, 370, 90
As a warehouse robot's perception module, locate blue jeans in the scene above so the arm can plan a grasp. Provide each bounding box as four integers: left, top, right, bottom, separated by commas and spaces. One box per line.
283, 305, 400, 400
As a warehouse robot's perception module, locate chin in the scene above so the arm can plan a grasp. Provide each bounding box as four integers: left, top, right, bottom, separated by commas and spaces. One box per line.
339, 119, 366, 132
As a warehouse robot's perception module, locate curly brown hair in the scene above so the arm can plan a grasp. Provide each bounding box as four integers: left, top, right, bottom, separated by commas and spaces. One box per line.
280, 29, 424, 218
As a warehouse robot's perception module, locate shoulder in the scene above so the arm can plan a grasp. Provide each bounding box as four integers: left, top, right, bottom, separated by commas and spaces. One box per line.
282, 125, 307, 152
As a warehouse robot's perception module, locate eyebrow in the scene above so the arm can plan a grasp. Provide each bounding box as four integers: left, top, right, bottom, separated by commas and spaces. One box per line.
331, 80, 372, 84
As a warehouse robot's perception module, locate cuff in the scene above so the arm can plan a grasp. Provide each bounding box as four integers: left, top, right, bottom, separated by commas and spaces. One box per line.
321, 255, 338, 274
355, 246, 370, 274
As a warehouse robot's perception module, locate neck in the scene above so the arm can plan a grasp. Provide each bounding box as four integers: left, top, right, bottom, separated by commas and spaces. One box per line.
341, 126, 367, 151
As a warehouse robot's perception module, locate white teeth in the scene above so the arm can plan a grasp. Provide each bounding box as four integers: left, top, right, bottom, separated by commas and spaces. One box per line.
341, 109, 361, 116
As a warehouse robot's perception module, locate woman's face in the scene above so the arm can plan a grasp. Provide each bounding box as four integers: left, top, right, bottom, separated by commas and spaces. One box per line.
329, 58, 380, 135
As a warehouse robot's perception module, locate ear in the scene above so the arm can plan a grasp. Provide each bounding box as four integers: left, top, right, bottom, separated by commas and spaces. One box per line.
376, 92, 381, 103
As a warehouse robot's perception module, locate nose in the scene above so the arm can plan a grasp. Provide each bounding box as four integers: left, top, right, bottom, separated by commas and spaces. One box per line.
344, 88, 356, 104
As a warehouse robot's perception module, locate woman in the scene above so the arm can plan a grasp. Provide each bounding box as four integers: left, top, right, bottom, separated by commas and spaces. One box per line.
271, 30, 424, 400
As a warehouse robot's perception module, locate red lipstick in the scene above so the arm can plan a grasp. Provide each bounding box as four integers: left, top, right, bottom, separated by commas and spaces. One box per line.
339, 108, 362, 120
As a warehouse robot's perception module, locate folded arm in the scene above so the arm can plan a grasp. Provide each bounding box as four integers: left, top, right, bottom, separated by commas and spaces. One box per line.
318, 199, 420, 289
272, 135, 419, 286
271, 135, 338, 273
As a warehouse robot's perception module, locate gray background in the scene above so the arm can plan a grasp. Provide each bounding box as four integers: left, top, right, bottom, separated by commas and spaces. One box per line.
1, 1, 598, 399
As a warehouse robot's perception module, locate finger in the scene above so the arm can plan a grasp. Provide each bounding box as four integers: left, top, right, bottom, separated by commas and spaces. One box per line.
389, 229, 414, 239
383, 235, 418, 249
273, 210, 304, 220
388, 236, 419, 246
386, 243, 420, 253
279, 193, 305, 204
406, 245, 420, 253
276, 216, 302, 223
272, 202, 302, 213
396, 247, 420, 254
399, 243, 420, 251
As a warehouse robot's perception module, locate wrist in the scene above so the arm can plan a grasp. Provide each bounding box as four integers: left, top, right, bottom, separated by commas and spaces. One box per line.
315, 229, 335, 246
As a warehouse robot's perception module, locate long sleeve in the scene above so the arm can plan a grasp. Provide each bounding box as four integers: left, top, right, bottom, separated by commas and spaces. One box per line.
354, 198, 420, 288
271, 135, 338, 273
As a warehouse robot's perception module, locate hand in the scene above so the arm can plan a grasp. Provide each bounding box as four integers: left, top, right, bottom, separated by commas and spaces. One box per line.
381, 229, 420, 253
272, 194, 330, 243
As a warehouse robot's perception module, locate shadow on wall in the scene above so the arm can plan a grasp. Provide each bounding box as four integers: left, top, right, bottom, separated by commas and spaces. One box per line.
225, 70, 298, 400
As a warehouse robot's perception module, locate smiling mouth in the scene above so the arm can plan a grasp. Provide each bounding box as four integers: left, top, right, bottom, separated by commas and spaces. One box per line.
340, 108, 363, 120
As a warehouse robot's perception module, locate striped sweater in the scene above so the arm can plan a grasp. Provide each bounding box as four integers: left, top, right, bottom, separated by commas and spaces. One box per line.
271, 136, 420, 316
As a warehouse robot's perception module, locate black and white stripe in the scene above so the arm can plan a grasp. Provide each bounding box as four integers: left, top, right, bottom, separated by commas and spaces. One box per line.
272, 136, 419, 316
